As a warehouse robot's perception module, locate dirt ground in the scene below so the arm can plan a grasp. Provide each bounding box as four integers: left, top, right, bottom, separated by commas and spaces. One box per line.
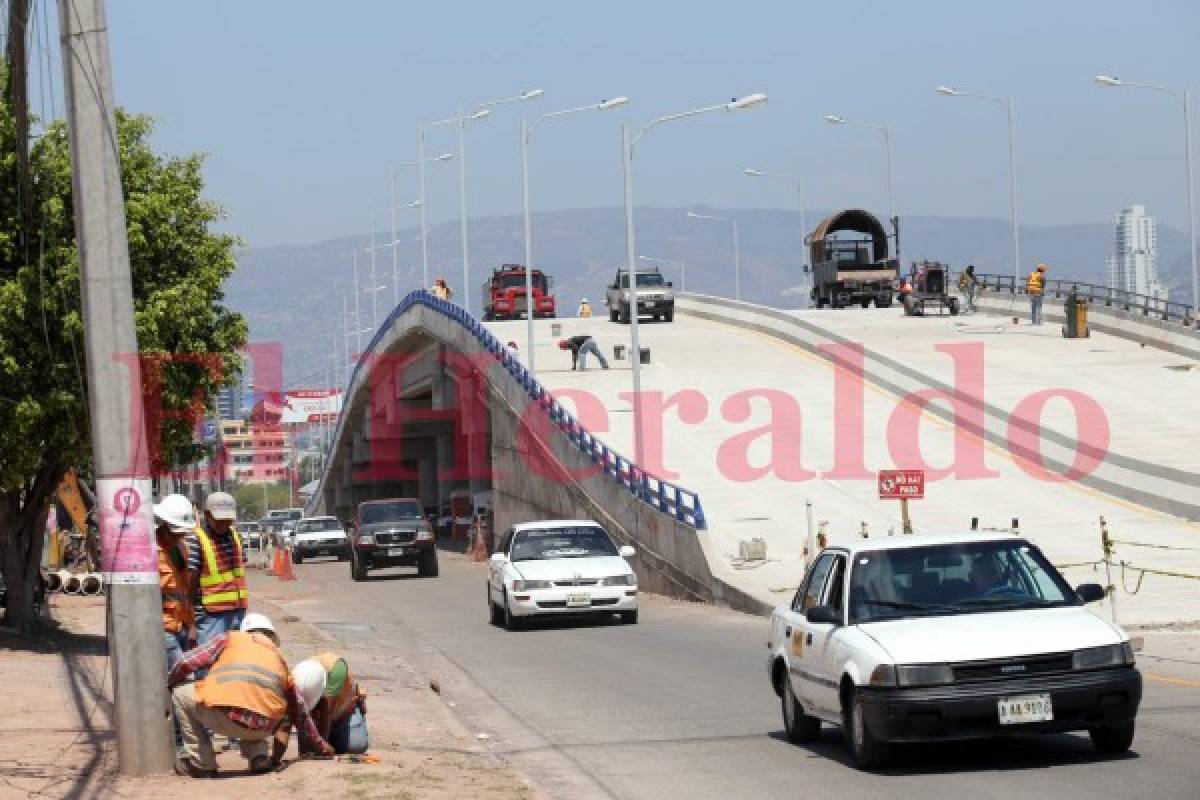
0, 589, 543, 800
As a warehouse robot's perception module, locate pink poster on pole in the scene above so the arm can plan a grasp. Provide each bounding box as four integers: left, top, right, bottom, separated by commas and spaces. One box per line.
98, 478, 158, 584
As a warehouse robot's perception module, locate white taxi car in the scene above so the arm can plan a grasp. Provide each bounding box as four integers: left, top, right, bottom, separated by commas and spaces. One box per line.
487, 520, 638, 629
768, 533, 1141, 769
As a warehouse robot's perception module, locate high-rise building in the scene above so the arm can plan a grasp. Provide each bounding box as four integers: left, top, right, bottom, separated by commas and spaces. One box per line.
1107, 205, 1167, 300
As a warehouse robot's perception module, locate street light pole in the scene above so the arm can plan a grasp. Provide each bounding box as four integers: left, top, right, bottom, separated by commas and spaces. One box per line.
825, 115, 898, 261
686, 211, 741, 300
1096, 75, 1198, 317
622, 93, 768, 467
418, 125, 430, 289
936, 86, 1022, 283
521, 96, 629, 379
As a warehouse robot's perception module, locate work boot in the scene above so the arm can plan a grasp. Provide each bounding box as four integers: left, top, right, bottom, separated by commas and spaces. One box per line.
249, 754, 272, 774
174, 757, 215, 779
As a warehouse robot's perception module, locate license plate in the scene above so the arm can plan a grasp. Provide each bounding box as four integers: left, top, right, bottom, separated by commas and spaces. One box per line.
997, 693, 1053, 725
566, 592, 590, 607
387, 548, 407, 557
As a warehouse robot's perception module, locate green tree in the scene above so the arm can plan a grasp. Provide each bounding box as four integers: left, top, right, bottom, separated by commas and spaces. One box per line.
0, 94, 247, 631
229, 481, 295, 521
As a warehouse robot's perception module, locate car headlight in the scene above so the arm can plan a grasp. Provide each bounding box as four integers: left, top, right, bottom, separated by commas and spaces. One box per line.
1073, 642, 1135, 670
896, 664, 954, 686
601, 574, 636, 587
512, 579, 553, 591
356, 534, 374, 545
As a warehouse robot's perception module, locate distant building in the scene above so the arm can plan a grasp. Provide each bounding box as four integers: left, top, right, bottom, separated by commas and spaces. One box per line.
1107, 205, 1168, 301
216, 382, 244, 420
217, 418, 291, 484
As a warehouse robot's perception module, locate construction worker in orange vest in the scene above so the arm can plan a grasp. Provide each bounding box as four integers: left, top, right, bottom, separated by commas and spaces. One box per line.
294, 652, 369, 754
185, 492, 248, 660
153, 493, 196, 672
169, 613, 333, 777
1027, 263, 1048, 325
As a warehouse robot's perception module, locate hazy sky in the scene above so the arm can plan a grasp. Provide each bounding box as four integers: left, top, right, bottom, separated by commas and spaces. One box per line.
65, 1, 1200, 245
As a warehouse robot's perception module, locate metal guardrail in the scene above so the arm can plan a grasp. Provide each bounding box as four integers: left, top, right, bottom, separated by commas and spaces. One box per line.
344, 290, 708, 529
967, 272, 1195, 327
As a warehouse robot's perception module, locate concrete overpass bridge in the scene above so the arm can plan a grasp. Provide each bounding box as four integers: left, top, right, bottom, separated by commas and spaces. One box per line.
311, 287, 1200, 624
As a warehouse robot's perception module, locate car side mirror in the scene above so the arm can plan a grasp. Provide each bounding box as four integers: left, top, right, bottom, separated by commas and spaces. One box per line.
618, 545, 636, 558
805, 604, 841, 626
1075, 583, 1106, 604
489, 553, 508, 564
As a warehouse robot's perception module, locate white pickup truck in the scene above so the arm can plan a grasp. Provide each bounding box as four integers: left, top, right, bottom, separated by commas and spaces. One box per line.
767, 533, 1140, 769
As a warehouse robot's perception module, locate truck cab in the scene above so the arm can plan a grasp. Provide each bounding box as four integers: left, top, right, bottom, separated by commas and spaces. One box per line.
605, 266, 675, 323
482, 264, 556, 321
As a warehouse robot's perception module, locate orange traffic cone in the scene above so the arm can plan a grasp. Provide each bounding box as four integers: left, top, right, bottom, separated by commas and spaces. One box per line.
276, 548, 296, 581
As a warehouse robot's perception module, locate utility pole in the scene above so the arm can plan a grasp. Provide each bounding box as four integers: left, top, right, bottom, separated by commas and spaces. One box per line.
58, 0, 174, 776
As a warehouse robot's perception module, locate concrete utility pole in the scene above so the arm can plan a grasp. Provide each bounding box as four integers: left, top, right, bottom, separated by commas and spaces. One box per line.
58, 0, 174, 776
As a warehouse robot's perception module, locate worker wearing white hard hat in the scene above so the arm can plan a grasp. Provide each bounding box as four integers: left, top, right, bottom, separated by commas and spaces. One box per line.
168, 612, 334, 778
153, 494, 196, 673
578, 297, 593, 318
295, 653, 370, 755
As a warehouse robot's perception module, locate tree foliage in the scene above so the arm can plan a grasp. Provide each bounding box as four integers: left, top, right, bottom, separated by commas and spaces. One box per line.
0, 86, 247, 630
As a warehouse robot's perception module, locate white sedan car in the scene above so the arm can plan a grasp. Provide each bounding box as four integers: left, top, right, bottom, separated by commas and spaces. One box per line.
488, 520, 638, 629
768, 533, 1141, 769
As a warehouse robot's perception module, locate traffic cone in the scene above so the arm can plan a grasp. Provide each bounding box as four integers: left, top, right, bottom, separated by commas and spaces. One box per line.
266, 547, 278, 576
276, 548, 296, 581
470, 531, 488, 562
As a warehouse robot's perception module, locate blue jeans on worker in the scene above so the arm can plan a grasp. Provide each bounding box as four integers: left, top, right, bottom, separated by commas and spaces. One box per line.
1030, 294, 1043, 325
577, 339, 608, 370
964, 285, 976, 313
165, 630, 188, 673
330, 708, 369, 754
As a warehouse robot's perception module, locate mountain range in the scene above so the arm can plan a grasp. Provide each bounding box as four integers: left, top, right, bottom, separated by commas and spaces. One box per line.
223, 207, 1194, 385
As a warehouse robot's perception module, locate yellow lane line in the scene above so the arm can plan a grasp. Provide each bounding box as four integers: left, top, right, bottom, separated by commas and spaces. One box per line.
1145, 672, 1200, 689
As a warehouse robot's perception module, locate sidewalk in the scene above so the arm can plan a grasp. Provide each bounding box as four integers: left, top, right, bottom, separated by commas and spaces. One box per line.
0, 592, 542, 800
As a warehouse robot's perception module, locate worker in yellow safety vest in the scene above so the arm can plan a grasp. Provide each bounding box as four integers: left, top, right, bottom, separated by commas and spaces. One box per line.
185, 492, 248, 660
153, 493, 196, 672
1027, 263, 1047, 325
169, 613, 333, 777
294, 652, 370, 754
578, 297, 593, 318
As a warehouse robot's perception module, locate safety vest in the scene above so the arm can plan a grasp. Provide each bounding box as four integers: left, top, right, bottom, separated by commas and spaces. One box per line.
1027, 271, 1045, 295
157, 532, 193, 634
196, 631, 290, 722
315, 651, 361, 722
578, 302, 593, 319
195, 525, 248, 612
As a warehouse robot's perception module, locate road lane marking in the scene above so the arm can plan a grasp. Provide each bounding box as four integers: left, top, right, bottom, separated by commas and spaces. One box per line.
1145, 672, 1200, 689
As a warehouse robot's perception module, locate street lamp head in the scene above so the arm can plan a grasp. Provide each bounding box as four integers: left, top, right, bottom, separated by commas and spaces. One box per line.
743, 168, 765, 176
1095, 74, 1121, 87
471, 108, 492, 120
727, 92, 768, 111
521, 88, 546, 100
686, 211, 703, 218
936, 86, 960, 96
824, 114, 846, 124
599, 96, 630, 110
434, 152, 454, 161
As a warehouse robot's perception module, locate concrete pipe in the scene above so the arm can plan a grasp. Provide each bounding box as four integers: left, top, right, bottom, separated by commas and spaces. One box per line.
64, 573, 82, 594
45, 571, 63, 593
81, 574, 102, 595
55, 569, 72, 592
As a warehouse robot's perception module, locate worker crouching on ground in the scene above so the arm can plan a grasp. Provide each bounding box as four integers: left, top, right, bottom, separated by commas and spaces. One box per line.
169, 613, 334, 778
1027, 263, 1047, 325
578, 297, 593, 318
294, 653, 369, 755
558, 335, 609, 370
153, 493, 196, 672
186, 492, 248, 659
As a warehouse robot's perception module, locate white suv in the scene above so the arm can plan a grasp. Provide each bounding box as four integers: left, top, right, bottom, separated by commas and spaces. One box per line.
768, 533, 1141, 769
291, 516, 349, 564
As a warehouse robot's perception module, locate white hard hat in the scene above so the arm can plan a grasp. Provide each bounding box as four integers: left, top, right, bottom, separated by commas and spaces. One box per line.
292, 659, 327, 711
240, 612, 276, 638
153, 494, 196, 534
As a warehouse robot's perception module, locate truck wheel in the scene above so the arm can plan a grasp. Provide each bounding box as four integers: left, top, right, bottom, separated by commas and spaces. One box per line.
417, 548, 439, 578
503, 592, 524, 631
488, 586, 504, 626
619, 610, 638, 624
337, 546, 350, 562
652, 313, 660, 321
949, 299, 960, 316
783, 679, 821, 744
292, 550, 303, 565
664, 308, 674, 322
860, 299, 871, 308
620, 306, 631, 324
1090, 721, 1135, 754
844, 689, 891, 770
350, 553, 367, 582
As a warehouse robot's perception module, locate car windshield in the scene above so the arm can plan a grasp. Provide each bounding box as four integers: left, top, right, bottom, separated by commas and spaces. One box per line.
360, 501, 422, 525
510, 527, 617, 561
296, 518, 342, 533
618, 272, 665, 288
848, 540, 1075, 624
496, 272, 546, 291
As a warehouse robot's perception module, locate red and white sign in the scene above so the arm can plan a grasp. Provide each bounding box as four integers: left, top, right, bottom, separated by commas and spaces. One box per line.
281, 389, 343, 424
878, 469, 925, 499
97, 478, 157, 584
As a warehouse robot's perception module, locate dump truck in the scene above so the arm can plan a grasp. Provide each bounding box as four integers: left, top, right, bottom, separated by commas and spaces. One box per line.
481, 264, 556, 321
807, 209, 898, 309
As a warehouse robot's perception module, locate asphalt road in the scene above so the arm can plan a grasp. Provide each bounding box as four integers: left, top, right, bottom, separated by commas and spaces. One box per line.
255, 552, 1200, 800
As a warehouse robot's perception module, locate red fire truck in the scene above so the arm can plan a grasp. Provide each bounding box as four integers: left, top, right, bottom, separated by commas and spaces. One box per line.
481, 264, 556, 321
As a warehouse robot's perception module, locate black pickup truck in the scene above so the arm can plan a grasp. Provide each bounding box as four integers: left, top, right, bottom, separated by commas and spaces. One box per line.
349, 498, 438, 580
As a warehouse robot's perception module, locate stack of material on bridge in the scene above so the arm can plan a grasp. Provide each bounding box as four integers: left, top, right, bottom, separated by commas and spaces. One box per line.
487, 295, 1199, 626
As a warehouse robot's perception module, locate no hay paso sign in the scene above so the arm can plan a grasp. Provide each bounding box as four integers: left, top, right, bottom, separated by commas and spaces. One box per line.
878, 469, 925, 500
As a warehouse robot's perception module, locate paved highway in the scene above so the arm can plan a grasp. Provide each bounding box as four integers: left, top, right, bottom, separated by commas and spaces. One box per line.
254, 554, 1200, 800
